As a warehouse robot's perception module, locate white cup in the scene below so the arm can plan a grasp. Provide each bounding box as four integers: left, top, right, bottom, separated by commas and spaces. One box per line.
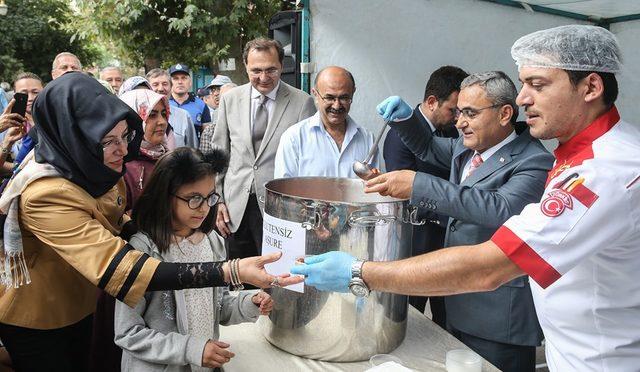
445, 349, 482, 372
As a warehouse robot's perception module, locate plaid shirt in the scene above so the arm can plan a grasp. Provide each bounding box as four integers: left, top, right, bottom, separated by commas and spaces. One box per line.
198, 124, 216, 153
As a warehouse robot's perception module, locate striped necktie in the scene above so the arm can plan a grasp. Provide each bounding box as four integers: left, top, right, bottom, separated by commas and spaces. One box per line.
467, 152, 483, 177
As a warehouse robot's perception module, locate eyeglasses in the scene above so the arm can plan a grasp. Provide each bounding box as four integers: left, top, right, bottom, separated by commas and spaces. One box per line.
317, 94, 353, 105
101, 130, 136, 150
173, 191, 221, 210
455, 104, 502, 120
248, 68, 280, 77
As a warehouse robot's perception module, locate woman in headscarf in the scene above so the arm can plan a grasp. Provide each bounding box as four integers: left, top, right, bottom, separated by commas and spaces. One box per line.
120, 89, 175, 212
118, 76, 152, 97
0, 72, 299, 371
90, 89, 176, 372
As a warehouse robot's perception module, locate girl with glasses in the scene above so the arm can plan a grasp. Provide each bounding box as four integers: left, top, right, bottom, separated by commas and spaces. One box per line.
115, 147, 273, 371
0, 73, 298, 371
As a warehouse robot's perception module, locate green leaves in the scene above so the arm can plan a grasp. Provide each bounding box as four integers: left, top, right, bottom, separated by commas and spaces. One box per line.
67, 0, 290, 71
0, 0, 100, 83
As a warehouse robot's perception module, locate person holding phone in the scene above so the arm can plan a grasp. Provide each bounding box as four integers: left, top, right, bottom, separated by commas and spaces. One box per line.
0, 98, 24, 135
2, 73, 45, 173
0, 76, 32, 175
0, 110, 24, 174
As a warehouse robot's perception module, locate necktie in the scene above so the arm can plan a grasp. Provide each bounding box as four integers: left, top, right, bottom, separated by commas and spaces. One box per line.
252, 95, 268, 155
467, 152, 483, 177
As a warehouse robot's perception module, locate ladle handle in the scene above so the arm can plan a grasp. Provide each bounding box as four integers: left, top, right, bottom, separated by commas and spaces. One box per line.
363, 120, 390, 164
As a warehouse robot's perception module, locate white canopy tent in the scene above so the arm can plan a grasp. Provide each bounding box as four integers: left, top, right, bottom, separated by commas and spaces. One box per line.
303, 0, 640, 156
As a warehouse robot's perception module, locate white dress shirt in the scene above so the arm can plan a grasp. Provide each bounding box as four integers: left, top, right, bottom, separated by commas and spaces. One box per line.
274, 112, 378, 178
418, 105, 438, 133
460, 130, 517, 182
250, 81, 280, 131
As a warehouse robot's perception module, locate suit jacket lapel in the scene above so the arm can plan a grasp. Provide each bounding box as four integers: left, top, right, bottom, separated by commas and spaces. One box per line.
461, 150, 512, 186
451, 145, 469, 184
239, 84, 255, 158
460, 131, 530, 186
256, 83, 291, 160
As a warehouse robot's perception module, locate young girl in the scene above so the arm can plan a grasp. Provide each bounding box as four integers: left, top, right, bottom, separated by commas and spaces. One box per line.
114, 147, 272, 372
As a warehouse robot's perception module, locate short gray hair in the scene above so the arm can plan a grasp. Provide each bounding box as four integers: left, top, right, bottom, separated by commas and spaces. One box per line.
146, 68, 170, 80
461, 71, 518, 124
51, 52, 82, 70
100, 66, 122, 75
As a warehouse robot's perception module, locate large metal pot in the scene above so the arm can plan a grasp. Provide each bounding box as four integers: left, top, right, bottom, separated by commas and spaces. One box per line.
259, 177, 419, 362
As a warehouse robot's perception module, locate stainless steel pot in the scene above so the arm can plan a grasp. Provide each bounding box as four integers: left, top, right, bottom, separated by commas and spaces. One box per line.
259, 177, 420, 362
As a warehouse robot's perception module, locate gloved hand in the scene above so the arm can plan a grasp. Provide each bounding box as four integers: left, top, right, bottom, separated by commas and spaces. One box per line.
376, 96, 412, 122
290, 251, 355, 293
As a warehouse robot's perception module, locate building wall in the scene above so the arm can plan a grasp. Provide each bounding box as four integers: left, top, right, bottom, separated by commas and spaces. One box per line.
309, 0, 639, 160
611, 19, 640, 121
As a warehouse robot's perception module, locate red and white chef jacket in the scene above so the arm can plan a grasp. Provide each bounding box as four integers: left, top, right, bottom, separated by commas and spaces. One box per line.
491, 106, 640, 371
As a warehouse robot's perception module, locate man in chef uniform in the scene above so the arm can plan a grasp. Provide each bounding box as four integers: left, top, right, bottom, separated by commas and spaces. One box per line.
292, 24, 640, 372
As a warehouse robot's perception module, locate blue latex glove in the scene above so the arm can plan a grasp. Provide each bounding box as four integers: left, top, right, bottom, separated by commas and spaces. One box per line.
376, 96, 412, 122
290, 251, 355, 293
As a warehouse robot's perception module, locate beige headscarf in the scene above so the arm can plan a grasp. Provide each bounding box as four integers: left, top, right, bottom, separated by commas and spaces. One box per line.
119, 90, 175, 157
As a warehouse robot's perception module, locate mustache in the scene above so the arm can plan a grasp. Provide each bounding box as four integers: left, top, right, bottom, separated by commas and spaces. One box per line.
523, 106, 540, 116
327, 107, 346, 114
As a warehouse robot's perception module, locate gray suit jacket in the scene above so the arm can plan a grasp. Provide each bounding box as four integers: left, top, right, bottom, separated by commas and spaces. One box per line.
212, 82, 315, 232
391, 114, 553, 346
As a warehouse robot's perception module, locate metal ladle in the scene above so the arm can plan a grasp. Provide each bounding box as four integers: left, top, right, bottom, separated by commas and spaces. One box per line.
353, 119, 390, 180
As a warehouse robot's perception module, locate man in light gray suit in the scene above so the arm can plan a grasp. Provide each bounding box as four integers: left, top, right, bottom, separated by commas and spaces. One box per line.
368, 72, 554, 372
211, 38, 316, 259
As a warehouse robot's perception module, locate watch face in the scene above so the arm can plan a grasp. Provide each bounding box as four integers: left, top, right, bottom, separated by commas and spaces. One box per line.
349, 282, 370, 297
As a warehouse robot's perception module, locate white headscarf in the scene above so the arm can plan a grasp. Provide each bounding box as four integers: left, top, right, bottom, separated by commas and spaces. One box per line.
119, 90, 176, 156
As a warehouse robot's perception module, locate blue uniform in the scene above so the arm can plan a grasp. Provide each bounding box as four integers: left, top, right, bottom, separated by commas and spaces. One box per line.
169, 93, 211, 132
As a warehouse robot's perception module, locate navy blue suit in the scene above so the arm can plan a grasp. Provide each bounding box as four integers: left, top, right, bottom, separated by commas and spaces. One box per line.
383, 105, 457, 326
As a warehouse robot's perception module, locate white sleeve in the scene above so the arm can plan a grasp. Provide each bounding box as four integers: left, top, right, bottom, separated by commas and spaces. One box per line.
491, 162, 635, 288
273, 128, 299, 179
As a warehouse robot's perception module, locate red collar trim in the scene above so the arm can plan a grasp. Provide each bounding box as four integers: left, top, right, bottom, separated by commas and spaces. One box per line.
554, 106, 620, 163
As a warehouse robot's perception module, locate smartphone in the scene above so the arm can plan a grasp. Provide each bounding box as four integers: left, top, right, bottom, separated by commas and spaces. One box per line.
11, 93, 28, 117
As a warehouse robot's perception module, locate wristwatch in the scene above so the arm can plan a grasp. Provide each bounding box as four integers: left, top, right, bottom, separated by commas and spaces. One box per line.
349, 260, 370, 297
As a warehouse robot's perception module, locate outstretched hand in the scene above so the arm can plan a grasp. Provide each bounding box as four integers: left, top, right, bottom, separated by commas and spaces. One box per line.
290, 251, 355, 292
238, 252, 305, 288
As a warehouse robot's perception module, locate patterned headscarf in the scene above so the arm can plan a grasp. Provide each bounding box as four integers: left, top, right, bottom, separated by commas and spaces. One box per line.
118, 76, 152, 97
119, 90, 175, 158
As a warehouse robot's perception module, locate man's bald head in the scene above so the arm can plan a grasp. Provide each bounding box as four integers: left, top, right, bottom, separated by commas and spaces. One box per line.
314, 66, 356, 92
312, 66, 356, 129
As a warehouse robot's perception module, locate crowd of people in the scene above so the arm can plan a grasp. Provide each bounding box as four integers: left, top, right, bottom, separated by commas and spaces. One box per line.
0, 24, 637, 372
0, 38, 302, 372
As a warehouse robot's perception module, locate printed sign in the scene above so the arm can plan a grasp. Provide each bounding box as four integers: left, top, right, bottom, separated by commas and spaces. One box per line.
263, 212, 306, 293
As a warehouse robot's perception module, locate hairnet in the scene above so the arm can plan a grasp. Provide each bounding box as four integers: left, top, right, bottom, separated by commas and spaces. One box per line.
511, 25, 622, 73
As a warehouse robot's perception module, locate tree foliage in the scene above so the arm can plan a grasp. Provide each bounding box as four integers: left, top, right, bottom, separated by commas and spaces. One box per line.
71, 0, 291, 70
0, 0, 101, 83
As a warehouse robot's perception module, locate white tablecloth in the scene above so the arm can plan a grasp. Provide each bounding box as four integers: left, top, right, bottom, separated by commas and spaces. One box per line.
219, 306, 499, 371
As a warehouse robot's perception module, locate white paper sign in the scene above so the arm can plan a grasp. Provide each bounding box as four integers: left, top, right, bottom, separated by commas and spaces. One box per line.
262, 212, 306, 293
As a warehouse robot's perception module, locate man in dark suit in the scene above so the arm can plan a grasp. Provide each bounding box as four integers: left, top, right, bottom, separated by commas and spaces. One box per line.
368, 71, 554, 372
383, 66, 468, 325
